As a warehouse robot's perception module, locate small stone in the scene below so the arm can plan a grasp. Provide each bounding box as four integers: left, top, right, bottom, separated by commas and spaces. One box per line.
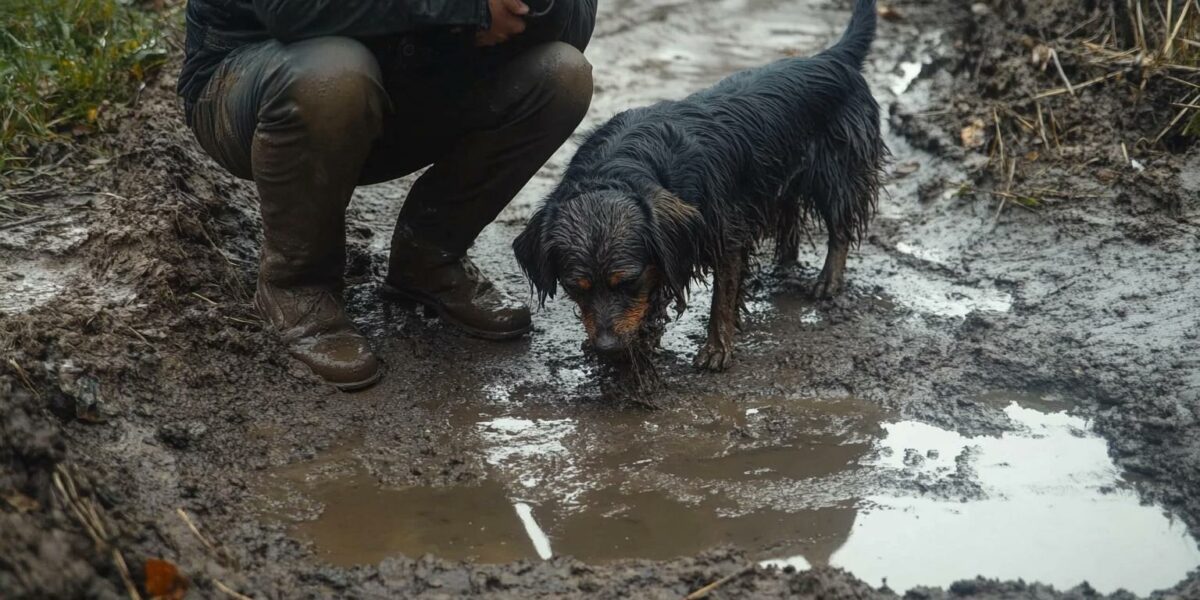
157, 421, 209, 450
903, 448, 926, 467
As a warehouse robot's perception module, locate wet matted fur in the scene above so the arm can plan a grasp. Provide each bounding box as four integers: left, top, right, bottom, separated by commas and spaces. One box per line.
514, 0, 888, 373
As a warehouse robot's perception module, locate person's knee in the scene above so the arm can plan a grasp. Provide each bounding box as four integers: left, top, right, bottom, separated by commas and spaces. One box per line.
535, 42, 594, 130
262, 37, 386, 143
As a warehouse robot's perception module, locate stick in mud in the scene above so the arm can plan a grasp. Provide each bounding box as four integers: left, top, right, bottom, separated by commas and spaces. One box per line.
685, 565, 755, 599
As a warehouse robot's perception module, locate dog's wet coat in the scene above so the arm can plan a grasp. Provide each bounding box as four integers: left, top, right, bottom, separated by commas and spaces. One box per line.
515, 0, 887, 372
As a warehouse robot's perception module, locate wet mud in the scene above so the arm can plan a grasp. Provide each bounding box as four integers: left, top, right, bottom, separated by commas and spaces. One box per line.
3, 0, 1200, 598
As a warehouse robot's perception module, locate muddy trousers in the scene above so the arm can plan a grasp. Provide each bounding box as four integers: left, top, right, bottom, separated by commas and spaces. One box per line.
187, 34, 593, 291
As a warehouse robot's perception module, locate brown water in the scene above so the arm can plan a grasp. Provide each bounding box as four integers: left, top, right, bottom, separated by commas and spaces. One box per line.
256, 394, 1200, 595
257, 394, 880, 567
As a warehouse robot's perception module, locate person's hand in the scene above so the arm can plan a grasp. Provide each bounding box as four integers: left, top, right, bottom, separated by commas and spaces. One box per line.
475, 0, 529, 47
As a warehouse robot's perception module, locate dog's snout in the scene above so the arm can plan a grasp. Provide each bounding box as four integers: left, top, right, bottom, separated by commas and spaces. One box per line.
593, 329, 622, 355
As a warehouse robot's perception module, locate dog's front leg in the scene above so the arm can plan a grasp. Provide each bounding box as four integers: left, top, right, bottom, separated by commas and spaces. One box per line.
694, 246, 745, 371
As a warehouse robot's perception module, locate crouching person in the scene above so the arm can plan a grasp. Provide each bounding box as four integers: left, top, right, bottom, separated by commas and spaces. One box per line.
178, 0, 597, 390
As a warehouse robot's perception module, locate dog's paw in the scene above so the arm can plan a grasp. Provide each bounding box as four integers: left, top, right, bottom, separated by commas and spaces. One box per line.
693, 342, 734, 372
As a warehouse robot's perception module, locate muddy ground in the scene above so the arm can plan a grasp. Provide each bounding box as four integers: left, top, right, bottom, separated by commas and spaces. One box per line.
3, 0, 1200, 598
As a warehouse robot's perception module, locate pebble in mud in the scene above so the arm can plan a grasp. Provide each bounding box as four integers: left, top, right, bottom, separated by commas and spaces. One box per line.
902, 448, 926, 467
157, 421, 209, 449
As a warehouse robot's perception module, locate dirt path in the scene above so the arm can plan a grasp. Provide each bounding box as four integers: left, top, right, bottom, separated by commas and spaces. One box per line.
3, 0, 1200, 598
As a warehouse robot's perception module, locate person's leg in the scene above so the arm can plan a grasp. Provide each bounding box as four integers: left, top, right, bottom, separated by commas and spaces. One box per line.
374, 41, 593, 338
190, 36, 388, 390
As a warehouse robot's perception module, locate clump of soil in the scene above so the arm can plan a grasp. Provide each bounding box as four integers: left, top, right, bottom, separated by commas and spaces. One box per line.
892, 0, 1198, 214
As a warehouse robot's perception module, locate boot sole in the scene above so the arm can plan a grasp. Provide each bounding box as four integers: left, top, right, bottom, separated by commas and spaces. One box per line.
379, 283, 531, 341
329, 367, 382, 392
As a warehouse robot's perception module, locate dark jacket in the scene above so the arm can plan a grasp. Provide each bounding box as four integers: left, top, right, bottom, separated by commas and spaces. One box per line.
178, 1, 596, 112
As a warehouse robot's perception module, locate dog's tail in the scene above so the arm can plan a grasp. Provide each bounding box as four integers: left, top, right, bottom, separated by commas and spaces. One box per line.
827, 0, 876, 70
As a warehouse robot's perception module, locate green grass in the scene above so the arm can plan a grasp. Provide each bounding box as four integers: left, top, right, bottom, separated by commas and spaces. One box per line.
0, 0, 167, 173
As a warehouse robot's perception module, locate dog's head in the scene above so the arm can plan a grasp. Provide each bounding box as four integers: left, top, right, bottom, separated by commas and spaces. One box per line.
513, 187, 704, 358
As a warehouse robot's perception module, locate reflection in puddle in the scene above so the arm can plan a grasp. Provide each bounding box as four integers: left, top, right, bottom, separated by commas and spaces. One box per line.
259, 399, 1198, 594
289, 475, 533, 565
821, 404, 1200, 595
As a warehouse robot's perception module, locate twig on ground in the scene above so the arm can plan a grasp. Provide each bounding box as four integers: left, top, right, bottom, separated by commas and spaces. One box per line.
1155, 91, 1200, 141
7, 358, 41, 399
1035, 101, 1051, 148
1051, 48, 1076, 95
111, 549, 144, 600
1033, 71, 1122, 99
212, 579, 255, 600
1164, 73, 1200, 87
0, 213, 54, 231
176, 509, 221, 560
685, 566, 754, 600
190, 292, 218, 305
52, 466, 143, 600
1165, 0, 1192, 57
991, 108, 1007, 178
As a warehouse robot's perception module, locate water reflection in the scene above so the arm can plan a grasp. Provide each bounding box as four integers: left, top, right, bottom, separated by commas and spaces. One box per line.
257, 399, 1198, 595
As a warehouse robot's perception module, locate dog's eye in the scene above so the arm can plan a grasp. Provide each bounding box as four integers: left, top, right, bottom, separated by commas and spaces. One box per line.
563, 278, 590, 296
608, 270, 643, 288
610, 269, 644, 292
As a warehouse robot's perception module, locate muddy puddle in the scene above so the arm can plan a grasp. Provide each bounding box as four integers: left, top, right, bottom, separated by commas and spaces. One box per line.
256, 394, 1199, 595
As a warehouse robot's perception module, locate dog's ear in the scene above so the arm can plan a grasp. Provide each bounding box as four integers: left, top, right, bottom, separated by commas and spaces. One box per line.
646, 188, 704, 307
513, 207, 558, 304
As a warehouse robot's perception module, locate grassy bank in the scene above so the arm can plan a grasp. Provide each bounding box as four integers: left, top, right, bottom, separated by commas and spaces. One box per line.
0, 0, 168, 174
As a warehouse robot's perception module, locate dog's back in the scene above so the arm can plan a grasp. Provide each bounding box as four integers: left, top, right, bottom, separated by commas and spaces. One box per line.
561, 0, 885, 261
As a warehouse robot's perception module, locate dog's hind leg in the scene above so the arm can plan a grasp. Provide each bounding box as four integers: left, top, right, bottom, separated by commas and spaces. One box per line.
694, 245, 746, 372
809, 147, 880, 298
773, 177, 805, 269
734, 244, 751, 331
774, 204, 801, 268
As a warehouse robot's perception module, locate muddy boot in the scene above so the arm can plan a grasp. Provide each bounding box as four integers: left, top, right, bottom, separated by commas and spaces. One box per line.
382, 229, 531, 340
255, 277, 381, 391
223, 38, 388, 390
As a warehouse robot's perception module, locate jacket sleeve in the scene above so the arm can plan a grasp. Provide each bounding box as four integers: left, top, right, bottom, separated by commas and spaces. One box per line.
252, 0, 490, 41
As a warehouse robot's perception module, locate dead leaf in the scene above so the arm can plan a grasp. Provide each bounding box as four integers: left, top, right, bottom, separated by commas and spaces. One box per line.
960, 118, 987, 149
893, 161, 921, 177
878, 5, 903, 21
144, 558, 188, 600
1030, 44, 1052, 71
1024, 150, 1040, 162
3, 493, 40, 513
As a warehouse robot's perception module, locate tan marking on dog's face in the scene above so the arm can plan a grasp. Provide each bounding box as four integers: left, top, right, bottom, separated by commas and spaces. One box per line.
607, 271, 625, 287
613, 294, 650, 337
580, 307, 597, 339
576, 278, 592, 291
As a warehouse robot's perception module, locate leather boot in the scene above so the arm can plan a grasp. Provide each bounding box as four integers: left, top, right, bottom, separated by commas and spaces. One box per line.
382, 227, 531, 340
255, 277, 381, 390
245, 38, 387, 390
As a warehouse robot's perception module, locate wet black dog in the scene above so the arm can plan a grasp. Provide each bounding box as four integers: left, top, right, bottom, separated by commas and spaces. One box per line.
514, 0, 887, 372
